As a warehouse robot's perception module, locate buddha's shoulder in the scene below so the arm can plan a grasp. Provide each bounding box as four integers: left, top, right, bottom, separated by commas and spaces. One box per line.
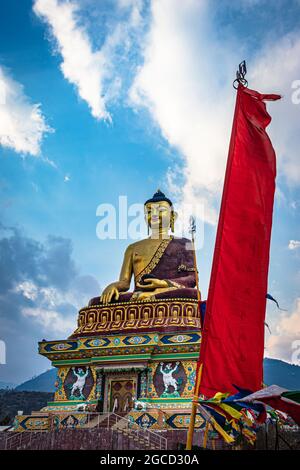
172, 236, 192, 245
125, 236, 192, 252
125, 239, 149, 252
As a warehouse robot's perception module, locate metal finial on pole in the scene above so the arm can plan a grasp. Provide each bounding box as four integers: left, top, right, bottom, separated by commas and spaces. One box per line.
233, 60, 248, 89
189, 215, 196, 234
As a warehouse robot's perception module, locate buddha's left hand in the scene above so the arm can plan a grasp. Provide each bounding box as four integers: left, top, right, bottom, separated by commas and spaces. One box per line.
136, 278, 169, 290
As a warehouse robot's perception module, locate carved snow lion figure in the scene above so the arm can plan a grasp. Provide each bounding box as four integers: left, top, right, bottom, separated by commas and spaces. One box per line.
70, 367, 89, 400
159, 362, 181, 397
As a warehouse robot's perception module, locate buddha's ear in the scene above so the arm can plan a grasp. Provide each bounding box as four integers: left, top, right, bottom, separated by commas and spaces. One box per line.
144, 211, 150, 235
170, 210, 178, 232
144, 212, 150, 232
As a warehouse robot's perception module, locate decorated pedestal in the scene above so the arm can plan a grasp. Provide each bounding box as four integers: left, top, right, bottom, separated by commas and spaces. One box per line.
14, 296, 206, 431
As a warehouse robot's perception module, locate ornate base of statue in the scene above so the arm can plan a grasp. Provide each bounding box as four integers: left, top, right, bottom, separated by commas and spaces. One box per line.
14, 296, 207, 432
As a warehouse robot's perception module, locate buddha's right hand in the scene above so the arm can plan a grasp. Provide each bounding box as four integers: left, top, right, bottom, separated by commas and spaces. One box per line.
100, 284, 120, 304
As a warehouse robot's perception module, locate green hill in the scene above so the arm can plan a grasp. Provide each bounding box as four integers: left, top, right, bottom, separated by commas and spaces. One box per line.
0, 390, 53, 425
0, 358, 298, 426
11, 358, 300, 393
15, 368, 57, 392
263, 358, 300, 389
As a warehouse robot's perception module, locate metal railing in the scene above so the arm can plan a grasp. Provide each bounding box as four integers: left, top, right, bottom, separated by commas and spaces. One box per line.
109, 412, 168, 450
5, 430, 46, 450
4, 412, 167, 450
48, 411, 167, 449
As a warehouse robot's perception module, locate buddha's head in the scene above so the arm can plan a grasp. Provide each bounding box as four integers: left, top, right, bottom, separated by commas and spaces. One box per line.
144, 189, 177, 236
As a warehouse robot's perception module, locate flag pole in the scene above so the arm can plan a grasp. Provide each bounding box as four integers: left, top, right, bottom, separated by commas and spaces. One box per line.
186, 216, 202, 450
190, 216, 202, 313
203, 421, 210, 449
186, 364, 203, 449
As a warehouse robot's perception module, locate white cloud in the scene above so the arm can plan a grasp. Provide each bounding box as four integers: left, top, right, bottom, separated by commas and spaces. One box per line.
0, 66, 52, 156
117, 0, 143, 28
64, 173, 71, 182
15, 281, 39, 301
41, 155, 58, 168
34, 0, 109, 120
288, 240, 300, 250
22, 306, 74, 335
17, 281, 85, 335
33, 0, 143, 121
15, 281, 74, 334
129, 0, 241, 224
249, 33, 300, 186
15, 273, 100, 335
130, 0, 300, 223
266, 298, 300, 363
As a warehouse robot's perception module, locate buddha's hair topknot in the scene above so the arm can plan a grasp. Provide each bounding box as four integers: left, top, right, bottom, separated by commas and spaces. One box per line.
144, 189, 173, 208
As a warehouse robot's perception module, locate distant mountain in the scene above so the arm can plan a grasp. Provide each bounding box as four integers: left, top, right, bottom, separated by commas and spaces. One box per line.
15, 368, 57, 392
12, 358, 300, 393
0, 381, 16, 390
263, 358, 300, 389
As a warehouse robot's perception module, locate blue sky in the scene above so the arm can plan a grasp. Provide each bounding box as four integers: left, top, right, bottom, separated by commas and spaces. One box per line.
0, 0, 299, 384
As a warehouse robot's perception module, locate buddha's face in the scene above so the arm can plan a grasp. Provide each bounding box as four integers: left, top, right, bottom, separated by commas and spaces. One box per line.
145, 201, 173, 231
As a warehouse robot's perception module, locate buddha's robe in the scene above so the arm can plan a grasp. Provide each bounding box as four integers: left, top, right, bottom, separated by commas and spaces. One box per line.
90, 237, 197, 306
130, 237, 196, 300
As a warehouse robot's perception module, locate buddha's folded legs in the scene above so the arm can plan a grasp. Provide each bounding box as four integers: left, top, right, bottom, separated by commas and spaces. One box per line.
130, 286, 179, 301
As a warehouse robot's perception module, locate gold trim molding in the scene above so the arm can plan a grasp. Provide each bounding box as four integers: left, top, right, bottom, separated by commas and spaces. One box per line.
71, 298, 201, 336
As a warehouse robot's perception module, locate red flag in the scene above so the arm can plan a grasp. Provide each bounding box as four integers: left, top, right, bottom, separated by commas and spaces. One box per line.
199, 84, 280, 397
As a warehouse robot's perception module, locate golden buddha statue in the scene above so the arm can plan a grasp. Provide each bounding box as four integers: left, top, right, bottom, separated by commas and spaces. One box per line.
99, 190, 198, 303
